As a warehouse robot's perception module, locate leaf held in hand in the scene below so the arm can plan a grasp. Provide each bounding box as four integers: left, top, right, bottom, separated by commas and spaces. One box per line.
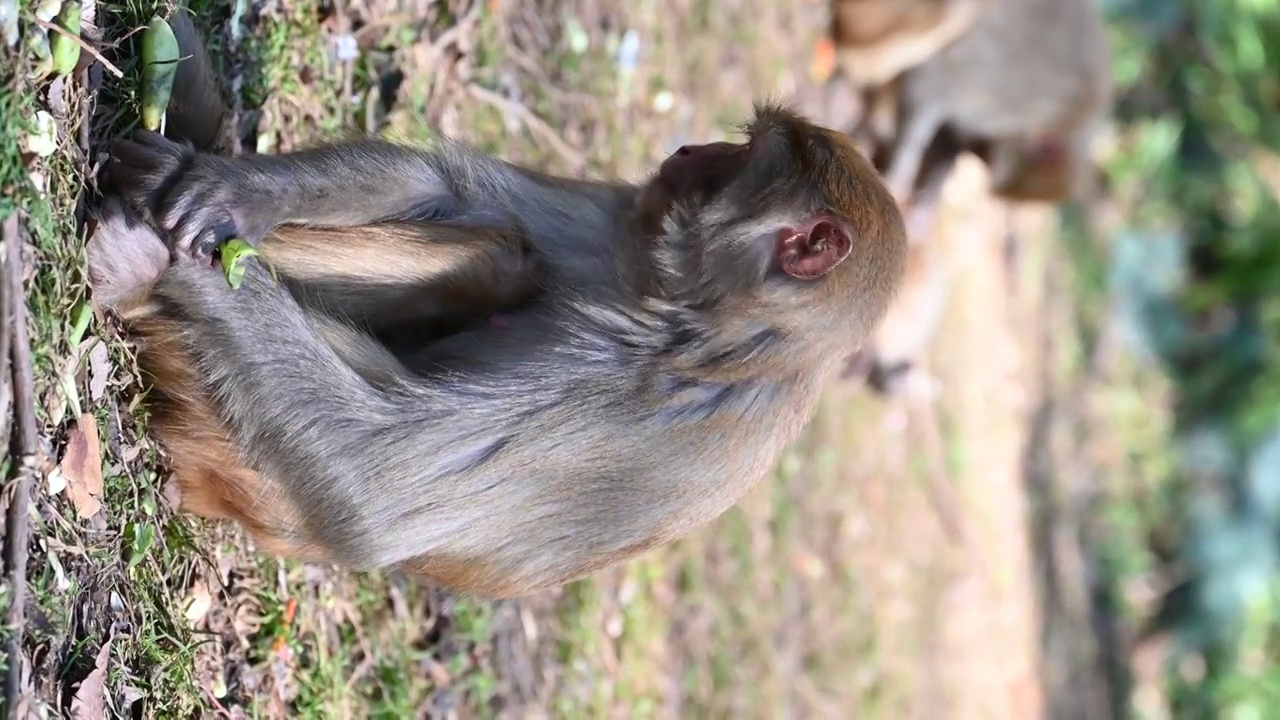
140, 15, 179, 131
218, 238, 260, 289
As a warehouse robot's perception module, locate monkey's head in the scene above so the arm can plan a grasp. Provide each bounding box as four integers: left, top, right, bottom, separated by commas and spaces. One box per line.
639, 103, 908, 362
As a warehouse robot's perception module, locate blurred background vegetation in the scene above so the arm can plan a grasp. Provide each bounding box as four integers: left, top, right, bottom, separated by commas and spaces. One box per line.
1101, 0, 1280, 714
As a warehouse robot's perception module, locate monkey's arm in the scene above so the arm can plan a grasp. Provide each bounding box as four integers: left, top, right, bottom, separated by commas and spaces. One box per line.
880, 106, 945, 204
151, 260, 429, 557
113, 132, 637, 254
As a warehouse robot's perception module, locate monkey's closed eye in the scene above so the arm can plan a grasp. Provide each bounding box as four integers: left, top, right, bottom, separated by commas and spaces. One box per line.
776, 220, 852, 280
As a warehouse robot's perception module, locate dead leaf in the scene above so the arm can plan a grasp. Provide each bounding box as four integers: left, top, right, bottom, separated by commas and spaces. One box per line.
79, 0, 96, 29
46, 466, 67, 496
60, 414, 103, 519
69, 639, 112, 720
49, 342, 89, 427
46, 75, 67, 119
88, 341, 110, 402
184, 581, 213, 627
119, 684, 146, 709
47, 551, 70, 592
426, 658, 453, 686
161, 480, 182, 511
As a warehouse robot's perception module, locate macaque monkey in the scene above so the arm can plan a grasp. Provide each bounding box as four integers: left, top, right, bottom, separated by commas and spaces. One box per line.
89, 15, 907, 598
813, 0, 1109, 223
821, 0, 1109, 394
839, 127, 958, 393
878, 0, 1112, 209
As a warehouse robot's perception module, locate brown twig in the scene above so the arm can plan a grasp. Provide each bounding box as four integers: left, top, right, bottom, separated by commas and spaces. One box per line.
3, 215, 40, 718
0, 216, 11, 461
905, 387, 1000, 588
906, 391, 967, 545
466, 84, 587, 172
33, 19, 124, 78
427, 0, 482, 59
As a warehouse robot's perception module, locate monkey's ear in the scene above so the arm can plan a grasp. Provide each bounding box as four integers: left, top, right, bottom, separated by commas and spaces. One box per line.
777, 220, 852, 280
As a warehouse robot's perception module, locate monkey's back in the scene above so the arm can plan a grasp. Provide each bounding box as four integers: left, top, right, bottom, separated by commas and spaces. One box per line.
902, 0, 1111, 139
320, 308, 830, 597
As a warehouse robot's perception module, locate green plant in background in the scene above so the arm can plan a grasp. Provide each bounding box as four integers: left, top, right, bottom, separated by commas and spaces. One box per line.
1106, 0, 1280, 713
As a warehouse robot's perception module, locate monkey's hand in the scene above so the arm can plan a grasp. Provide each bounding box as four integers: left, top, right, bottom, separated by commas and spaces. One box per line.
112, 131, 264, 259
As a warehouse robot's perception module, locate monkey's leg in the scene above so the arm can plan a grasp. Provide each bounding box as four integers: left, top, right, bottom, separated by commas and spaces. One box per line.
901, 130, 962, 241
881, 108, 945, 205
259, 223, 539, 341
142, 311, 358, 562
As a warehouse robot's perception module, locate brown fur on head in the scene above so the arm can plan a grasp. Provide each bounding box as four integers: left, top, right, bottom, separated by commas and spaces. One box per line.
638, 103, 908, 360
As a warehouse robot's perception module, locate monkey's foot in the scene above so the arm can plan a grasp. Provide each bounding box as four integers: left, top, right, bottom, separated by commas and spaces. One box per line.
111, 130, 252, 261
85, 196, 170, 312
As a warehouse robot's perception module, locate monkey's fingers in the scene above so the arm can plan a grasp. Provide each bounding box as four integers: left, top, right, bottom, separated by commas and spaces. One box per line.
110, 135, 245, 259
110, 141, 183, 183
111, 135, 192, 218
163, 195, 240, 261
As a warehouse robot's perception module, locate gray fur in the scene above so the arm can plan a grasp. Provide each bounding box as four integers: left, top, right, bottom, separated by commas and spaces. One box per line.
104, 26, 906, 594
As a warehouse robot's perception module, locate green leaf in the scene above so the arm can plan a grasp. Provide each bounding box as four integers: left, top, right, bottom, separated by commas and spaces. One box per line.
218, 238, 261, 289
124, 522, 155, 571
